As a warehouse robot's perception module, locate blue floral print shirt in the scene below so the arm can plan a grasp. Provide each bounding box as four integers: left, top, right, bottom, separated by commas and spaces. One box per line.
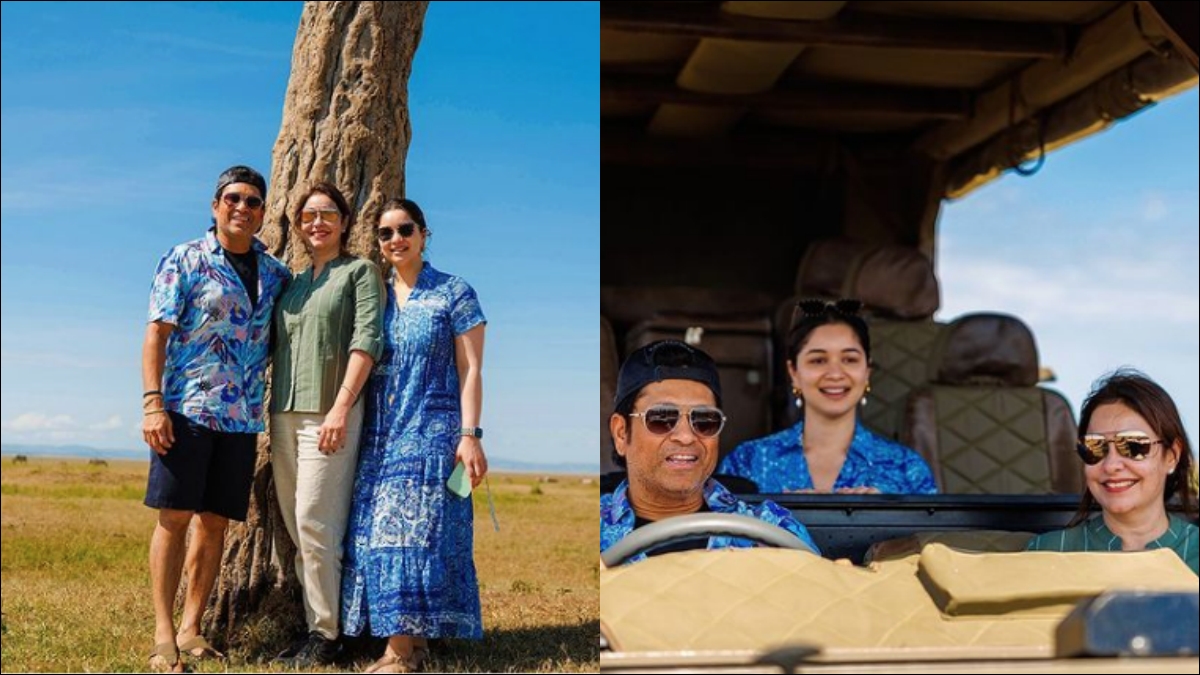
600, 478, 820, 565
147, 228, 289, 432
718, 420, 938, 494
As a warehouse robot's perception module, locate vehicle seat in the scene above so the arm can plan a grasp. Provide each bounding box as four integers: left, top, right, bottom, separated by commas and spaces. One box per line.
774, 239, 946, 443
902, 313, 1082, 494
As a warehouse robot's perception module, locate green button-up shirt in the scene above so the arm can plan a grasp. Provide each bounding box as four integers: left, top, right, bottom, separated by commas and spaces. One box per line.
1026, 513, 1199, 575
271, 256, 383, 414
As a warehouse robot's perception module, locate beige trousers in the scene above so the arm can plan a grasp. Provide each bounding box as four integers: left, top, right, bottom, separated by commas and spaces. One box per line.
270, 401, 363, 640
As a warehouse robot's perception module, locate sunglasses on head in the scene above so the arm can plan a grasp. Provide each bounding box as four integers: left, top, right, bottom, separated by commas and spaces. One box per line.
221, 192, 264, 210
1076, 431, 1164, 465
377, 222, 417, 241
628, 405, 727, 439
796, 299, 863, 319
300, 208, 342, 225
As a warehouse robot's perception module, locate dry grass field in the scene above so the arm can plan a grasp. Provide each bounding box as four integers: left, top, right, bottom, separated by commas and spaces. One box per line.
0, 456, 599, 673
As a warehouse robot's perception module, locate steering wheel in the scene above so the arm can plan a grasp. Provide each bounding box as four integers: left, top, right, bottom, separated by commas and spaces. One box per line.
601, 512, 817, 567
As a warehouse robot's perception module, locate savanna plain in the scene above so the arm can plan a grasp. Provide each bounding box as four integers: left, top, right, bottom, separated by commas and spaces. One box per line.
1, 457, 599, 673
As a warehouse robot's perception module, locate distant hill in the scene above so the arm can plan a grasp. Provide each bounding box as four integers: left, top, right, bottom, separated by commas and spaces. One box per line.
1, 444, 597, 475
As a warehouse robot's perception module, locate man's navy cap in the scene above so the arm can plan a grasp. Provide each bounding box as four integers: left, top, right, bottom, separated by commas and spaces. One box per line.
614, 340, 722, 410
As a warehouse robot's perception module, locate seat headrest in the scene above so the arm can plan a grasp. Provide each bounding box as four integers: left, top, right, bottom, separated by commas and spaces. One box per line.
795, 237, 875, 297
852, 245, 940, 319
930, 313, 1039, 386
795, 239, 940, 320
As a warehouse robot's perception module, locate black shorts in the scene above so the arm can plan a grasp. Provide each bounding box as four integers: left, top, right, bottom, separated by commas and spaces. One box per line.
144, 411, 259, 521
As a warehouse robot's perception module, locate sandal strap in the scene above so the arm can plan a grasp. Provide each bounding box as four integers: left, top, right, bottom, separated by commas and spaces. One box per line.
177, 635, 225, 659
150, 642, 180, 666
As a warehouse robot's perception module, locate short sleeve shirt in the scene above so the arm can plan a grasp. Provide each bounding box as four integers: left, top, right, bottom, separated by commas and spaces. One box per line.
148, 227, 289, 432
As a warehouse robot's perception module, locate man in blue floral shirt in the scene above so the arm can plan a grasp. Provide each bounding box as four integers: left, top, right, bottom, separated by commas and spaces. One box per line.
600, 340, 819, 566
140, 165, 289, 672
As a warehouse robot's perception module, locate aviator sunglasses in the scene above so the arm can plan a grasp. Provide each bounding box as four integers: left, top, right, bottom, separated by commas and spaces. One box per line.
221, 192, 264, 209
628, 405, 727, 439
300, 208, 342, 224
377, 222, 418, 241
1076, 431, 1164, 465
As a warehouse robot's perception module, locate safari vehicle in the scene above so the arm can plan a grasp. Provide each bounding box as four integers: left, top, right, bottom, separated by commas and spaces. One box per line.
600, 1, 1199, 672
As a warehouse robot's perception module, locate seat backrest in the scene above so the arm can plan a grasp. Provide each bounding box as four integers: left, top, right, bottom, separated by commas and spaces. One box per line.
861, 318, 947, 440
902, 313, 1082, 494
601, 315, 621, 475
625, 313, 774, 453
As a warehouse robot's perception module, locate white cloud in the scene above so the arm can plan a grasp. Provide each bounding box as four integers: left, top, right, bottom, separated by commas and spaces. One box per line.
89, 415, 123, 431
2, 412, 76, 432
937, 253, 1199, 326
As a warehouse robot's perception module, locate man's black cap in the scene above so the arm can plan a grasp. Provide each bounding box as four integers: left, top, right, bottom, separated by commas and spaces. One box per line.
614, 340, 722, 410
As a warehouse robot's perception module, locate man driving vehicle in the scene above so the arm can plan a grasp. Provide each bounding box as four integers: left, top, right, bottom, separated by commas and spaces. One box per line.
600, 340, 819, 565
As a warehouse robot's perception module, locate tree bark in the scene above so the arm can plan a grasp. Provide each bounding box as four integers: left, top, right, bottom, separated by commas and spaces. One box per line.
199, 1, 429, 653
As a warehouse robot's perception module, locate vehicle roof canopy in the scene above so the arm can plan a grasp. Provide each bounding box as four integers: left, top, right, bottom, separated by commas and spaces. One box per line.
602, 1, 1198, 276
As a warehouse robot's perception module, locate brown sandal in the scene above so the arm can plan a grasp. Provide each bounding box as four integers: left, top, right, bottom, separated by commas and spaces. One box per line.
149, 642, 185, 673
176, 635, 225, 661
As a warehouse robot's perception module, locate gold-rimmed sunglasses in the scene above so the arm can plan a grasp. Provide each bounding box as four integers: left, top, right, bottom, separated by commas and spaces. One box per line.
1076, 431, 1164, 465
628, 405, 727, 439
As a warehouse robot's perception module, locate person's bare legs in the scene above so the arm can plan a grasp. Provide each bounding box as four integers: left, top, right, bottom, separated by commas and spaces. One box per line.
175, 511, 229, 652
150, 509, 193, 648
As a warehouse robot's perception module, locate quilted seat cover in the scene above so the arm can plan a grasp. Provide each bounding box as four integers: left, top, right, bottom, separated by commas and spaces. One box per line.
601, 546, 1198, 655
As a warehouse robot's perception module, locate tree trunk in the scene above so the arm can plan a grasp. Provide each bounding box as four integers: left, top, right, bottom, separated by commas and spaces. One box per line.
200, 1, 429, 653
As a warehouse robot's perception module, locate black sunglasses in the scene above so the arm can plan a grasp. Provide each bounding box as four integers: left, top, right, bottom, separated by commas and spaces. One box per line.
377, 222, 417, 241
796, 299, 863, 318
1076, 432, 1164, 465
221, 192, 264, 210
628, 405, 727, 439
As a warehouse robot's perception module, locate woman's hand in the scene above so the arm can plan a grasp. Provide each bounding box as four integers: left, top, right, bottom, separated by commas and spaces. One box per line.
454, 436, 488, 488
318, 404, 350, 454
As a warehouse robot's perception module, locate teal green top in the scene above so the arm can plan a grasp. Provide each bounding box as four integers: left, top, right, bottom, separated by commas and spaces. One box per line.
271, 256, 383, 414
1025, 513, 1199, 575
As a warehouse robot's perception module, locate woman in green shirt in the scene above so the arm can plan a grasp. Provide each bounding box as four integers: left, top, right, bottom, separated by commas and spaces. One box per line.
269, 182, 384, 665
1026, 370, 1198, 574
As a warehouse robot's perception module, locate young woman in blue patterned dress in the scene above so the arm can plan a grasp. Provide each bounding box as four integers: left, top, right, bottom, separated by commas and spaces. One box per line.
341, 198, 488, 673
718, 300, 937, 494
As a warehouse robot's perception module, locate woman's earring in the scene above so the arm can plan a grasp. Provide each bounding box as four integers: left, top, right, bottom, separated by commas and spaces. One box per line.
792, 386, 803, 410
861, 383, 871, 408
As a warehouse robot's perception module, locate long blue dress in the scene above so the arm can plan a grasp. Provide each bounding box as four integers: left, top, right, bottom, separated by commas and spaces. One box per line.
341, 262, 486, 639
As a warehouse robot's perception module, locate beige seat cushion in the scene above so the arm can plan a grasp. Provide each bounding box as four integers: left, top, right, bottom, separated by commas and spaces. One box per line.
919, 544, 1198, 617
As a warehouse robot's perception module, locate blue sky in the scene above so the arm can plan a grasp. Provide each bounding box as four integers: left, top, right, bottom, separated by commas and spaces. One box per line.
0, 2, 599, 468
938, 88, 1199, 455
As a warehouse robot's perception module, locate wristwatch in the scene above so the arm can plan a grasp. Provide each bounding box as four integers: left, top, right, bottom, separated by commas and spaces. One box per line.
459, 427, 484, 439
